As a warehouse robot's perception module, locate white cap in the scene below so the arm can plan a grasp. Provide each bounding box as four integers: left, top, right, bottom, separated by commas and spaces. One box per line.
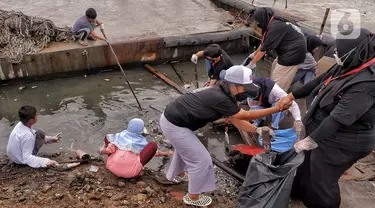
224, 65, 258, 91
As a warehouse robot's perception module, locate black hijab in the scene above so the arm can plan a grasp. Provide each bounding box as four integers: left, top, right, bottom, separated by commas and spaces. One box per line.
253, 7, 274, 34
253, 7, 297, 34
306, 36, 323, 54
335, 28, 375, 74
303, 28, 375, 123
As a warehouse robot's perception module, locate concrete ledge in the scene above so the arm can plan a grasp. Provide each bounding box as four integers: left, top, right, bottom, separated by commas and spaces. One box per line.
210, 0, 318, 36
0, 28, 254, 83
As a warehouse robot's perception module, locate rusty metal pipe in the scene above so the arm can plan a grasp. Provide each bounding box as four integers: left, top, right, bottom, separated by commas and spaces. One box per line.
212, 156, 245, 182
144, 64, 188, 94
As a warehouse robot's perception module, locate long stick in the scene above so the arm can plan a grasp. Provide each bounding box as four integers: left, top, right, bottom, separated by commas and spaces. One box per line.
101, 30, 142, 110
195, 64, 199, 88
316, 8, 331, 61
171, 64, 187, 85
319, 8, 331, 35
144, 64, 188, 94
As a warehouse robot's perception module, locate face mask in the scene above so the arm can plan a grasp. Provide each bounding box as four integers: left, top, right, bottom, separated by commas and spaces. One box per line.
334, 47, 356, 66
247, 90, 260, 100
235, 92, 249, 102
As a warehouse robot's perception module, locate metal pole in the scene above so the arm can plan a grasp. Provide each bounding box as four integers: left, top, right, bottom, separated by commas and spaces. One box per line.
316, 8, 331, 61
101, 30, 142, 110
195, 64, 199, 88
212, 156, 245, 182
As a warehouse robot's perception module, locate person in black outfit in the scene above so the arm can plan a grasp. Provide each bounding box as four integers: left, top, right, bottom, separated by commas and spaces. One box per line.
281, 28, 375, 208
246, 7, 307, 92
191, 44, 234, 86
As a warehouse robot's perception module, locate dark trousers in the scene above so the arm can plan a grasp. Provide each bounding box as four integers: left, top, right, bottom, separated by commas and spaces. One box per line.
73, 28, 90, 41
139, 142, 157, 166
291, 141, 370, 208
104, 137, 157, 166
33, 130, 45, 155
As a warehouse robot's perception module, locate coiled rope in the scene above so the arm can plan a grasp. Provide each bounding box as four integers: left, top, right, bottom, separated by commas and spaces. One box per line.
0, 9, 72, 63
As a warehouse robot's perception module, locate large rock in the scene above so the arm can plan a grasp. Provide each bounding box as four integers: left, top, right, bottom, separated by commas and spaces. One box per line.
112, 193, 127, 201
131, 194, 147, 201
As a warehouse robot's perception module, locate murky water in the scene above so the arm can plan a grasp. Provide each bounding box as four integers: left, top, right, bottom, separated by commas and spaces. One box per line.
0, 53, 258, 170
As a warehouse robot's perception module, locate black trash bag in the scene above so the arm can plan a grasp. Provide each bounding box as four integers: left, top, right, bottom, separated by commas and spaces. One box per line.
237, 149, 305, 208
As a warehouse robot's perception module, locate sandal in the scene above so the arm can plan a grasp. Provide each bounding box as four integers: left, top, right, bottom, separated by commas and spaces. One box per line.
172, 173, 189, 183
78, 40, 88, 46
183, 194, 212, 207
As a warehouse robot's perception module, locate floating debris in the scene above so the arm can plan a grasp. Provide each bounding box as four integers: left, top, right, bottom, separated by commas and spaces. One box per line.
18, 86, 26, 92
31, 86, 37, 89
183, 84, 191, 89
104, 79, 110, 82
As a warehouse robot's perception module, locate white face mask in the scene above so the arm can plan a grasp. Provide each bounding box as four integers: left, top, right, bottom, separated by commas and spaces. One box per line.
333, 47, 357, 66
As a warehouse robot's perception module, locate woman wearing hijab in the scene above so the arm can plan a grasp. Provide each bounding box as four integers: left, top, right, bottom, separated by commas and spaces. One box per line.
99, 118, 170, 178
247, 7, 307, 92
292, 36, 323, 85
280, 28, 375, 208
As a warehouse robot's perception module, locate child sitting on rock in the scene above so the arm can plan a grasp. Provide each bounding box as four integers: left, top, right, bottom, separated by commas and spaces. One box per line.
99, 118, 170, 178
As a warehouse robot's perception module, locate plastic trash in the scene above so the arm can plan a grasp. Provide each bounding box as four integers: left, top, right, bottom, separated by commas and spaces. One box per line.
258, 128, 297, 153
238, 149, 304, 208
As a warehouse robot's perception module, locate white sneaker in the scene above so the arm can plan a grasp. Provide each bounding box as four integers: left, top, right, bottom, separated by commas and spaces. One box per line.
183, 194, 212, 207
172, 173, 189, 183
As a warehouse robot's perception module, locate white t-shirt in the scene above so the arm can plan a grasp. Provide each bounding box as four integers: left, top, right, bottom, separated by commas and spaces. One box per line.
6, 122, 49, 168
247, 84, 302, 121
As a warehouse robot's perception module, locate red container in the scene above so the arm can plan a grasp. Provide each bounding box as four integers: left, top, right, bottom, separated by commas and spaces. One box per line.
76, 150, 91, 161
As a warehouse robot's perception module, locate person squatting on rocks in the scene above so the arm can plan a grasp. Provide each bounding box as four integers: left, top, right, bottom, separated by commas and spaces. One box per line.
7, 105, 61, 168
160, 65, 292, 207
281, 28, 375, 208
245, 77, 303, 136
191, 44, 234, 86
72, 8, 107, 46
246, 7, 307, 92
291, 36, 323, 85
99, 118, 170, 178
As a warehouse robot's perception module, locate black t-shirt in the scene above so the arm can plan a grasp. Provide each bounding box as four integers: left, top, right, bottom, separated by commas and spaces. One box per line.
164, 87, 241, 131
261, 19, 307, 66
205, 50, 234, 79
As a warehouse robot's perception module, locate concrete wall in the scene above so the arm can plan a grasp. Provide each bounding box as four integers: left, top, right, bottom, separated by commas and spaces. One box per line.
0, 28, 254, 83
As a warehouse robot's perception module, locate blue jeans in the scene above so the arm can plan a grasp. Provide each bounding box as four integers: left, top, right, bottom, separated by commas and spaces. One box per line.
205, 59, 226, 80
292, 70, 315, 85
251, 102, 287, 129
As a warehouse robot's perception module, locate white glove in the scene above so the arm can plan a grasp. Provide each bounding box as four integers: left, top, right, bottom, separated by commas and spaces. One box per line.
255, 126, 275, 138
47, 160, 59, 167
293, 136, 318, 153
99, 23, 104, 30
293, 120, 304, 139
45, 132, 62, 144
246, 62, 256, 70
249, 52, 256, 59
191, 54, 198, 64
